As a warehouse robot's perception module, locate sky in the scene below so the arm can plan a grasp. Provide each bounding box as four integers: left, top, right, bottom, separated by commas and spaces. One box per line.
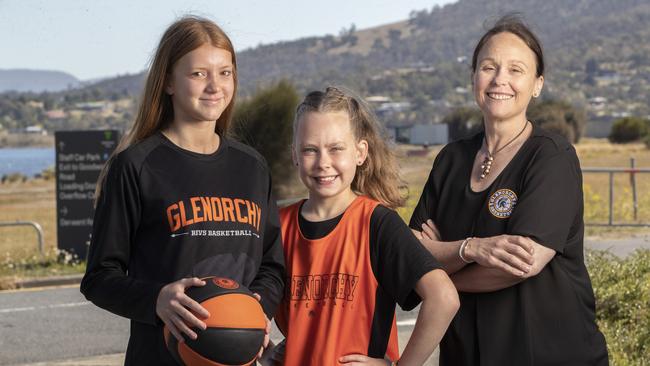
0, 0, 455, 81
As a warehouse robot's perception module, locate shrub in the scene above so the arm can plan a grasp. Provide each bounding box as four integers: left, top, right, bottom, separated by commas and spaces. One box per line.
538, 118, 575, 143
442, 100, 587, 144
587, 249, 650, 365
608, 117, 649, 143
231, 80, 300, 193
1, 172, 28, 183
442, 107, 483, 141
36, 165, 55, 180
528, 100, 586, 143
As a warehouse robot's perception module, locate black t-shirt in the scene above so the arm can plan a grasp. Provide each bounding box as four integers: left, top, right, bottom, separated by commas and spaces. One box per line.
410, 126, 608, 366
299, 203, 440, 311
80, 133, 285, 366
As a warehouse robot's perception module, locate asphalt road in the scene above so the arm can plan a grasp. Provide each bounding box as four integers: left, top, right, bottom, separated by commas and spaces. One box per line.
0, 286, 128, 365
0, 286, 432, 366
3, 236, 649, 366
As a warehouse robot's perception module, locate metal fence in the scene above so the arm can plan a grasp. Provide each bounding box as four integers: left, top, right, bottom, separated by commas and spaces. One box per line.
0, 221, 45, 256
1, 163, 649, 260
583, 158, 650, 227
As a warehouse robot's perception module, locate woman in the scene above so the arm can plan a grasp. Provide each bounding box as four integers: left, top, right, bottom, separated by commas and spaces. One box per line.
80, 16, 284, 365
410, 16, 608, 365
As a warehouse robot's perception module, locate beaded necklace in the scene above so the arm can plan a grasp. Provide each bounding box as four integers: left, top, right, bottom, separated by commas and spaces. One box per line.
480, 121, 529, 179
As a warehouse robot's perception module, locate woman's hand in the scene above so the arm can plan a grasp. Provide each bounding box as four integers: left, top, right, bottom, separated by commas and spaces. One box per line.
420, 219, 441, 241
156, 277, 210, 342
339, 355, 392, 365
464, 235, 535, 277
412, 219, 468, 275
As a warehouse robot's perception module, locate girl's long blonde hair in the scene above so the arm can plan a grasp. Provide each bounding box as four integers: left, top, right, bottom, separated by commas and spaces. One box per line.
294, 86, 405, 209
95, 16, 237, 201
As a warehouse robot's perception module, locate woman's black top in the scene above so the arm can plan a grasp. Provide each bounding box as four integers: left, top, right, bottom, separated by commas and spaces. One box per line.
410, 126, 608, 366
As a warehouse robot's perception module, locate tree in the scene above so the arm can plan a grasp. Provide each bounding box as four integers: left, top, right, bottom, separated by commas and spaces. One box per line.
339, 23, 356, 38
388, 29, 402, 48
442, 107, 483, 141
371, 38, 386, 53
609, 117, 650, 143
408, 9, 430, 27
231, 80, 300, 194
527, 100, 586, 143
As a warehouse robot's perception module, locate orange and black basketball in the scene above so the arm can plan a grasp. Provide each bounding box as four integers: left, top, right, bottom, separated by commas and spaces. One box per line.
164, 277, 266, 366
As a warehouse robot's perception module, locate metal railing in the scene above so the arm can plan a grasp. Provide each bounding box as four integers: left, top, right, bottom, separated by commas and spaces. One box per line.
0, 221, 45, 257
583, 158, 650, 227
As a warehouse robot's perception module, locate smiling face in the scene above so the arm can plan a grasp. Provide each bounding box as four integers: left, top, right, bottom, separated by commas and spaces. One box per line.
472, 32, 544, 124
293, 111, 368, 204
166, 43, 235, 126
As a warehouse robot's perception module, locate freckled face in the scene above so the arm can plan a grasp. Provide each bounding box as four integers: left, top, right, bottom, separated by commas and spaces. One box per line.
472, 32, 544, 123
166, 44, 235, 125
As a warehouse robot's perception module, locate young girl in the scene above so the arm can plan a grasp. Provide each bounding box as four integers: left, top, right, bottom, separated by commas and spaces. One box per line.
274, 87, 459, 365
80, 16, 284, 365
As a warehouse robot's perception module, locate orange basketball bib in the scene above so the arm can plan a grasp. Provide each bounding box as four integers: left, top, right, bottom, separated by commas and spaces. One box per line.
277, 196, 399, 365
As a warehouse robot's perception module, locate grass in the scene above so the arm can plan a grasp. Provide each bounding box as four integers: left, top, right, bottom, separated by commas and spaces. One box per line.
0, 248, 85, 290
587, 249, 650, 366
393, 140, 650, 236
1, 139, 649, 289
0, 178, 79, 289
0, 179, 57, 258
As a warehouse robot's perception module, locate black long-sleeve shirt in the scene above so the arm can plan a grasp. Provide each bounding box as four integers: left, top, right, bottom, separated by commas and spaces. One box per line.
81, 132, 285, 365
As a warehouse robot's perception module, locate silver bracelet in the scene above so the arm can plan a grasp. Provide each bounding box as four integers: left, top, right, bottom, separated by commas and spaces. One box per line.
459, 237, 474, 263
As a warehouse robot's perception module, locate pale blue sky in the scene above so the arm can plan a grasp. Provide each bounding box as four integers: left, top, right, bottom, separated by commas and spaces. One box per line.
0, 0, 454, 80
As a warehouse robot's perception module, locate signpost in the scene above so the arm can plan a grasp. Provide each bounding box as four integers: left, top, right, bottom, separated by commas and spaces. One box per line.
55, 130, 119, 259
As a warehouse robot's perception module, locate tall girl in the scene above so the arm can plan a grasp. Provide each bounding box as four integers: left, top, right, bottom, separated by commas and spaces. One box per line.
275, 87, 459, 365
80, 16, 284, 365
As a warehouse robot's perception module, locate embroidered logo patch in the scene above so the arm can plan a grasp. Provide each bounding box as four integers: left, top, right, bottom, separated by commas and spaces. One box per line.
488, 189, 518, 219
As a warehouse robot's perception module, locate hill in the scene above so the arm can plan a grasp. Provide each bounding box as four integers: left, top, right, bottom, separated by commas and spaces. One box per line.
73, 0, 650, 112
0, 69, 80, 93
1, 0, 648, 135
237, 0, 650, 104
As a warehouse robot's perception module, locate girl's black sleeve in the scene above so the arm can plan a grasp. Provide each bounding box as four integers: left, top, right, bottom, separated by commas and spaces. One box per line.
80, 154, 165, 326
371, 206, 441, 311
248, 174, 286, 318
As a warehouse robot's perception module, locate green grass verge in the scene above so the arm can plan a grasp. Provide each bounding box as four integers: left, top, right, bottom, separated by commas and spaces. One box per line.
0, 248, 85, 290
587, 249, 650, 365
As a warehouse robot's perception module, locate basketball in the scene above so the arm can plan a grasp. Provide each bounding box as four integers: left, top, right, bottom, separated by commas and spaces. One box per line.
164, 277, 267, 366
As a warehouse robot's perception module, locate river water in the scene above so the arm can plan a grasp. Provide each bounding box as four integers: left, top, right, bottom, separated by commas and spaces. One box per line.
0, 147, 55, 177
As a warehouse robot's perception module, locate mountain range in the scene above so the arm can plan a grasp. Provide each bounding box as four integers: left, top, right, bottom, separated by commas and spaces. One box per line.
4, 0, 650, 118
0, 69, 80, 93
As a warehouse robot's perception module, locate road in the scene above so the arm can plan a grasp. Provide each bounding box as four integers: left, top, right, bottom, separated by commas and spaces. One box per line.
0, 285, 433, 366
3, 236, 649, 366
0, 286, 128, 366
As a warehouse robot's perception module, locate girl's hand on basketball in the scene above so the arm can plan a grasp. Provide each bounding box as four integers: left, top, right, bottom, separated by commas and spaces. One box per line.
339, 354, 391, 365
464, 235, 535, 277
156, 277, 210, 342
252, 293, 272, 359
